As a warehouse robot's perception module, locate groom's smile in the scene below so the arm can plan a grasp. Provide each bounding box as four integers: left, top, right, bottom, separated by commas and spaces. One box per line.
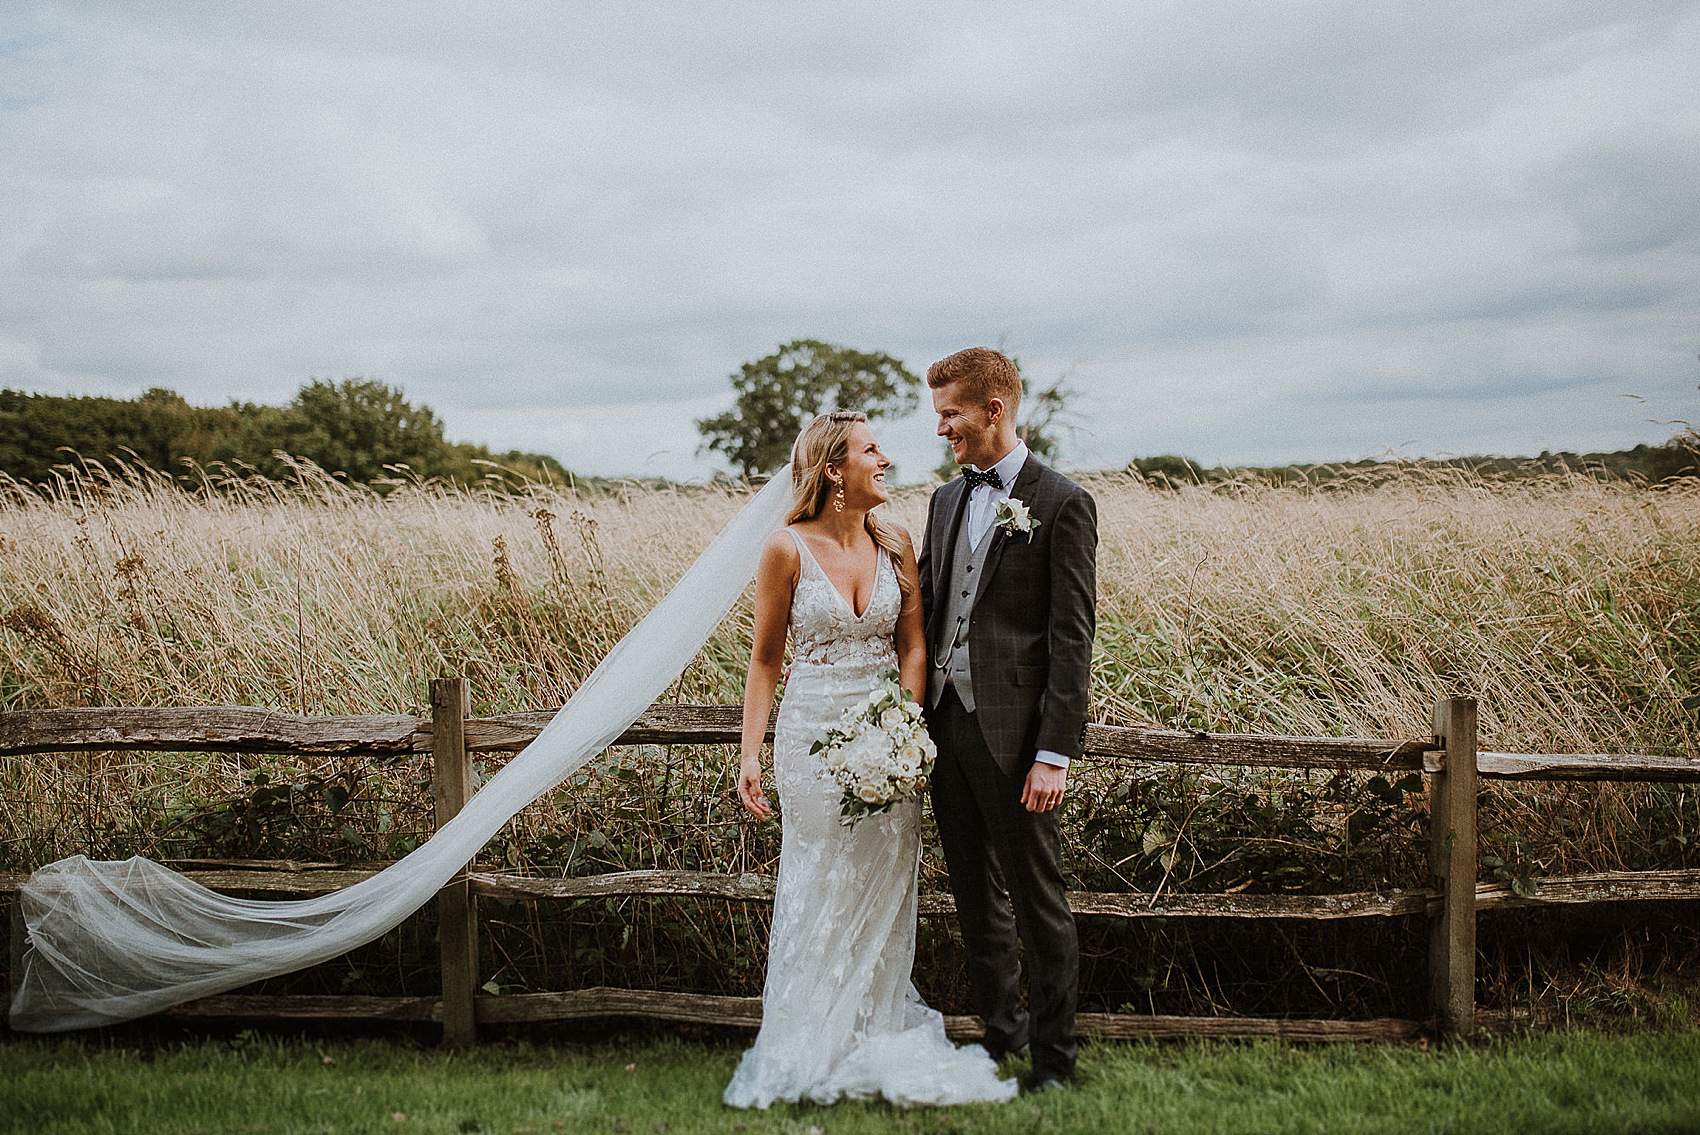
932, 381, 1008, 471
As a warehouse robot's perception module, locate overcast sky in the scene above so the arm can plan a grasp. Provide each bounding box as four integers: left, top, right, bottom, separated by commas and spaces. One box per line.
3, 2, 1696, 481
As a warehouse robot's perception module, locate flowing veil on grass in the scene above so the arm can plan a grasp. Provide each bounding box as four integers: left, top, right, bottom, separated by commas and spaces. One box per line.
8, 467, 795, 1032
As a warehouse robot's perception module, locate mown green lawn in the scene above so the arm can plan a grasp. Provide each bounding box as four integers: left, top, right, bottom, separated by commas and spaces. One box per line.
3, 1029, 1698, 1135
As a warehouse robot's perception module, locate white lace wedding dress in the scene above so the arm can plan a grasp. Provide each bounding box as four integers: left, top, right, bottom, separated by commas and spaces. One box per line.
723, 530, 1016, 1109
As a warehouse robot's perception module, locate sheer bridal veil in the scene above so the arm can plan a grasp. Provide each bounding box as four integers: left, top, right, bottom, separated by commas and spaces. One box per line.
9, 467, 795, 1032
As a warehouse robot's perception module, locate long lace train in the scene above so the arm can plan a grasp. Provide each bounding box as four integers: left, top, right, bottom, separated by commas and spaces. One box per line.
9, 468, 797, 1032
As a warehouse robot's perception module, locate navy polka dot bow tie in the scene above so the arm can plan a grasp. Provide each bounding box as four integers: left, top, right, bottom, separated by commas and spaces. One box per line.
960, 467, 1004, 491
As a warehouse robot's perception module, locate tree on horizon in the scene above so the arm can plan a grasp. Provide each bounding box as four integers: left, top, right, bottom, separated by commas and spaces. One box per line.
697, 340, 920, 478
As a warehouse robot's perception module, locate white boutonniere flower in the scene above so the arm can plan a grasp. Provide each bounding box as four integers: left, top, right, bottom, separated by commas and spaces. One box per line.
993, 496, 1039, 539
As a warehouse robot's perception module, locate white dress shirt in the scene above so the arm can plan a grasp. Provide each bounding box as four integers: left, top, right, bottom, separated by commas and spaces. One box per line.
962, 442, 1069, 770
966, 441, 1030, 551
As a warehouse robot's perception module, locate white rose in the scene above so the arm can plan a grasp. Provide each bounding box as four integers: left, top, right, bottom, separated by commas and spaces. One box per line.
879, 707, 906, 731
856, 783, 884, 804
845, 732, 885, 774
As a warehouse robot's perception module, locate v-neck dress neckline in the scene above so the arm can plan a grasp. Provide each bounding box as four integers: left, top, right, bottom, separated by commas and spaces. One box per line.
788, 528, 884, 622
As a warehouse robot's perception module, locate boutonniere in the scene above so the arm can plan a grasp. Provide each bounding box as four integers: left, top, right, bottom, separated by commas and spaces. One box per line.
993, 496, 1040, 539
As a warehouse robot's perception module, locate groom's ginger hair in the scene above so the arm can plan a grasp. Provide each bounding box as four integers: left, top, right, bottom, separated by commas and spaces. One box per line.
926, 347, 1022, 414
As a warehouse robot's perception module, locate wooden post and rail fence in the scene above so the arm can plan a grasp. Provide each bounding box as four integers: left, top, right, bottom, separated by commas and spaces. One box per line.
4, 680, 1700, 1044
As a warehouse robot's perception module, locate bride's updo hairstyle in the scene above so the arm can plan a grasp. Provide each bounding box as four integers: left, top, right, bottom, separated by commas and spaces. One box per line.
786, 410, 912, 598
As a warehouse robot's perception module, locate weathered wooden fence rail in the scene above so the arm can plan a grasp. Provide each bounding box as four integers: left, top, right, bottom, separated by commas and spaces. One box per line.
5, 681, 1699, 1044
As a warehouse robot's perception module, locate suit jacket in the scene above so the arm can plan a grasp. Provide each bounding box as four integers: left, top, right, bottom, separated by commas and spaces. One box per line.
919, 453, 1098, 774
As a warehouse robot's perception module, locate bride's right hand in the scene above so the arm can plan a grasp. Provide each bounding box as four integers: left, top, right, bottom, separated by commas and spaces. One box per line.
737, 754, 771, 820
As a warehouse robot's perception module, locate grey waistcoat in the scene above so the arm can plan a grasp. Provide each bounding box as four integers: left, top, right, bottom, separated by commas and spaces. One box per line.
926, 515, 996, 713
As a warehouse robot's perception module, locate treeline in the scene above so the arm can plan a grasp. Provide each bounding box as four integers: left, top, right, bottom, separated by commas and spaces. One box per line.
1127, 433, 1700, 489
0, 380, 569, 488
7, 378, 1695, 493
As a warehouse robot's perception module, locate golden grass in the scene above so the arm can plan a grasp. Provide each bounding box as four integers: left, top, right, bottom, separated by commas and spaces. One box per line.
5, 460, 1696, 752
0, 462, 758, 715
1, 459, 1697, 880
1088, 468, 1700, 756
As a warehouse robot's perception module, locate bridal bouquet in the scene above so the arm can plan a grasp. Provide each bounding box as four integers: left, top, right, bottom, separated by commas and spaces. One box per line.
812, 669, 937, 826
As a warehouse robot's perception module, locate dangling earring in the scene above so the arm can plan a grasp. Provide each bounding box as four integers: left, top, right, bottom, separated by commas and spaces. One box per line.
833, 479, 846, 513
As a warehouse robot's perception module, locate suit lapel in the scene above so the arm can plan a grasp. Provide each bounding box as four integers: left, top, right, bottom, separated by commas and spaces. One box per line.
972, 453, 1043, 606
926, 477, 972, 642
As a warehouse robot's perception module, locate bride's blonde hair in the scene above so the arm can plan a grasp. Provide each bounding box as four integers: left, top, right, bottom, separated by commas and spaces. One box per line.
786, 411, 912, 599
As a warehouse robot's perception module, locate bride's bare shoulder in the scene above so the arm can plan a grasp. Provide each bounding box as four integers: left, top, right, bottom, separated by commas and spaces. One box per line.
758, 528, 802, 580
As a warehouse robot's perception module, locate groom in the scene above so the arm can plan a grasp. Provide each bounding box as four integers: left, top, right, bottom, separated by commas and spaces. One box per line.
919, 347, 1097, 1090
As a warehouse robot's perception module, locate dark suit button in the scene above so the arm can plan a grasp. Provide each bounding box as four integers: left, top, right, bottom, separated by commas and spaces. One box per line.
960, 590, 969, 597
965, 565, 973, 572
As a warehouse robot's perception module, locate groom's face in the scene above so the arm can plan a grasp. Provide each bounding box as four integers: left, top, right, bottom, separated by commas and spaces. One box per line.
932, 381, 1005, 470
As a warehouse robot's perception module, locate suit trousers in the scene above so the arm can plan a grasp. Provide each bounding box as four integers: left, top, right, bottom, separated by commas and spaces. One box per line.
929, 685, 1079, 1080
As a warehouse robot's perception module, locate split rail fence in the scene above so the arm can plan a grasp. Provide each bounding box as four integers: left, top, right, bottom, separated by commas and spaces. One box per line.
5, 678, 1700, 1045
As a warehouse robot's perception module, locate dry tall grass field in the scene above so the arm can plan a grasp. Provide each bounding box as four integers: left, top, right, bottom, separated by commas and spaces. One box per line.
6, 460, 1695, 744
2, 460, 1698, 1017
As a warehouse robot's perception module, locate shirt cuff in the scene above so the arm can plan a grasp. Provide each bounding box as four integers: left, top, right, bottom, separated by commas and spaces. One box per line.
1033, 749, 1070, 769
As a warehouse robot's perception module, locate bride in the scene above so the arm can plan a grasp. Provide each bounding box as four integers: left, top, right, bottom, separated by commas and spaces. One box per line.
722, 412, 1015, 1108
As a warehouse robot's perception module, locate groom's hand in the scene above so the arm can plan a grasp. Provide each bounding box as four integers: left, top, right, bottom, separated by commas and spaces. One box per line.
1022, 762, 1068, 813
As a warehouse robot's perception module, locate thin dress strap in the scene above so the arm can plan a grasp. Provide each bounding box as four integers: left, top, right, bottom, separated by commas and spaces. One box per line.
784, 527, 820, 580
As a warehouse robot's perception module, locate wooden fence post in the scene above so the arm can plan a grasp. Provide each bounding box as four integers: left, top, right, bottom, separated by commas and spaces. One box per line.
1428, 697, 1478, 1037
431, 676, 478, 1047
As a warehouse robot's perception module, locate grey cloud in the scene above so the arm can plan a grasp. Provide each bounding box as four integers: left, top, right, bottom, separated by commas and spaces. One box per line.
1538, 138, 1700, 256
2, 1, 1695, 481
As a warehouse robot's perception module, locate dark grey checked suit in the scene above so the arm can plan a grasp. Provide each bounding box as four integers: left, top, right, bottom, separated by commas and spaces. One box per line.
919, 453, 1097, 1082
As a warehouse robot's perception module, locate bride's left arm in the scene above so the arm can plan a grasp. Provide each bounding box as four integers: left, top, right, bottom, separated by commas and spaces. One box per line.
894, 529, 927, 702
